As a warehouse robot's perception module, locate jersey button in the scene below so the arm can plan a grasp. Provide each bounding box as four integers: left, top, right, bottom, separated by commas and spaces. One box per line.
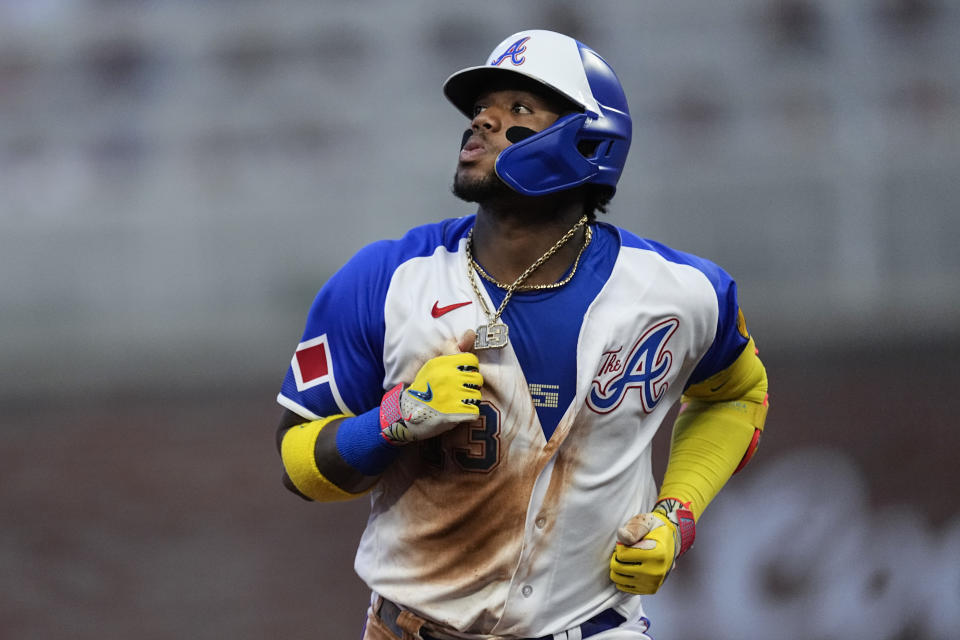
521, 585, 533, 598
535, 516, 546, 529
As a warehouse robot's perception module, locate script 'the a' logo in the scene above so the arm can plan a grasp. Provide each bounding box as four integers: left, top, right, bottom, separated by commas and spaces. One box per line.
491, 36, 531, 67
587, 318, 680, 414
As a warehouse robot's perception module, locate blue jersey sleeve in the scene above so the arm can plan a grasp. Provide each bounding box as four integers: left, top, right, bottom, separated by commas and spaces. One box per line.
278, 241, 392, 419
685, 273, 749, 386
277, 217, 474, 420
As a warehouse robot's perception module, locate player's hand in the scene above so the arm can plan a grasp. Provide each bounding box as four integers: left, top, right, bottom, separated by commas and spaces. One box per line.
609, 499, 695, 595
379, 352, 483, 444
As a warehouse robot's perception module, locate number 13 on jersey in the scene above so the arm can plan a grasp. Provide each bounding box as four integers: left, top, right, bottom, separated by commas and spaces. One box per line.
420, 402, 501, 473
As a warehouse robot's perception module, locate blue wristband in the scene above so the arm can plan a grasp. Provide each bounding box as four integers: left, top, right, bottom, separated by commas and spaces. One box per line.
335, 407, 401, 476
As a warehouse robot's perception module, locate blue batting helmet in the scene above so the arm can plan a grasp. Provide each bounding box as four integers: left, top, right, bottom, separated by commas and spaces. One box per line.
443, 30, 632, 197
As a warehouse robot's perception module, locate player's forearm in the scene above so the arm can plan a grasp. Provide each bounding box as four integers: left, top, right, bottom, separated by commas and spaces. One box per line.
277, 352, 482, 501
278, 409, 399, 500
658, 402, 758, 520
658, 338, 769, 520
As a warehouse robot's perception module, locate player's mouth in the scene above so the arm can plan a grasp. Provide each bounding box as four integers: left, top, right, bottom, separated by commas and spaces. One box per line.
459, 137, 489, 163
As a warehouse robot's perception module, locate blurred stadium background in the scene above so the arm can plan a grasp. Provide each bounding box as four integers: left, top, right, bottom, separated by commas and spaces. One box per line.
2, 1, 958, 638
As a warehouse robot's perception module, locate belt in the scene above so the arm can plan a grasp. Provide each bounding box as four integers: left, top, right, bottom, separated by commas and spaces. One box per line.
376, 597, 626, 640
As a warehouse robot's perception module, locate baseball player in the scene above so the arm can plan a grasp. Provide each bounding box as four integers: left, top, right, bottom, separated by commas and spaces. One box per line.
275, 30, 769, 640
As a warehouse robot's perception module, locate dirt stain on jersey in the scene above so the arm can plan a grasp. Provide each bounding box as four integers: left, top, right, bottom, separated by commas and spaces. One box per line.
371, 379, 550, 631
368, 351, 605, 633
511, 415, 586, 591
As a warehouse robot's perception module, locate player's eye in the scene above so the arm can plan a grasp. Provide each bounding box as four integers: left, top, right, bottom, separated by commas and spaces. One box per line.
471, 104, 487, 117
512, 103, 532, 114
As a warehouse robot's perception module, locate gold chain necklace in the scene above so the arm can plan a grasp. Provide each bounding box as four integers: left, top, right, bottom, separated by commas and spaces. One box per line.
466, 215, 589, 349
472, 225, 592, 291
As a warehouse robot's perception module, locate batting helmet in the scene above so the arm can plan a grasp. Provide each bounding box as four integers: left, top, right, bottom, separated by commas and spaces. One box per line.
443, 29, 632, 197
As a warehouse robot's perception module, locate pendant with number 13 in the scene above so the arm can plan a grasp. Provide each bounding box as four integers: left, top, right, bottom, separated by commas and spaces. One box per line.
474, 322, 509, 350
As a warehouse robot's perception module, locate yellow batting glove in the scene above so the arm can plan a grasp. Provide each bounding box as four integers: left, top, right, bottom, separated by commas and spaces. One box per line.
609, 498, 695, 595
379, 353, 483, 444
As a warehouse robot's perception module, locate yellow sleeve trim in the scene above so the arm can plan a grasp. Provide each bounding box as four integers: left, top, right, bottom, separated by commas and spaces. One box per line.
280, 415, 368, 502
684, 337, 768, 411
681, 397, 768, 433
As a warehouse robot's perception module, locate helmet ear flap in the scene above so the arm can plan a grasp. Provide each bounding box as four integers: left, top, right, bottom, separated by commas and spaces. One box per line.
495, 114, 598, 196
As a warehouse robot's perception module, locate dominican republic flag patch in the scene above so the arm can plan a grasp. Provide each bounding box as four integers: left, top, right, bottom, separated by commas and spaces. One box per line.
292, 334, 332, 392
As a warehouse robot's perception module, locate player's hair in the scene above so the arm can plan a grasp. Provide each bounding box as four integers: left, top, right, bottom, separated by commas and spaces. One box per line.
584, 185, 614, 220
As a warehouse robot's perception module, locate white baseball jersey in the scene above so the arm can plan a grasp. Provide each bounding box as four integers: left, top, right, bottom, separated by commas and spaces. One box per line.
278, 215, 748, 638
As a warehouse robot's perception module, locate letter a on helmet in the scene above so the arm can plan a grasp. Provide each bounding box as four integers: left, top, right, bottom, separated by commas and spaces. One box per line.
443, 30, 632, 196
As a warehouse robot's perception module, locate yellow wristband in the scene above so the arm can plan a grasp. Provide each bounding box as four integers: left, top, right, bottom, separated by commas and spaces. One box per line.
280, 415, 367, 502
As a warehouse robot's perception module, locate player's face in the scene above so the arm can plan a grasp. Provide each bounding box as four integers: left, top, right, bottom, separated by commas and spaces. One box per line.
452, 87, 564, 202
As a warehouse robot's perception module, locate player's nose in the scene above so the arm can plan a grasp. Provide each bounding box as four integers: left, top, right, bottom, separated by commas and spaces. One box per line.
471, 107, 502, 132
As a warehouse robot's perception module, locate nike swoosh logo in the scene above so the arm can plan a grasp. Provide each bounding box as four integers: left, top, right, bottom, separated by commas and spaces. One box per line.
407, 383, 433, 402
431, 300, 472, 318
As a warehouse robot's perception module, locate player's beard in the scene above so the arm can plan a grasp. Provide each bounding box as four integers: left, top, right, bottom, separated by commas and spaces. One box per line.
451, 167, 513, 204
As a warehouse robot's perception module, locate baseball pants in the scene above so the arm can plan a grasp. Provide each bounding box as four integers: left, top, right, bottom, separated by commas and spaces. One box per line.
362, 594, 653, 640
